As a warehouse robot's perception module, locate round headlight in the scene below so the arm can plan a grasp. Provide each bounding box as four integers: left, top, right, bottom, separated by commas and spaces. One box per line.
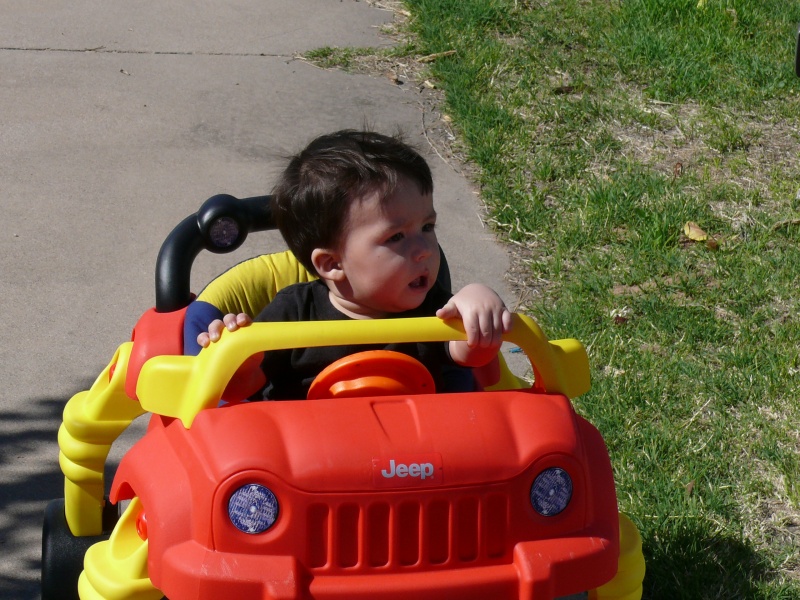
228, 484, 279, 534
530, 467, 573, 516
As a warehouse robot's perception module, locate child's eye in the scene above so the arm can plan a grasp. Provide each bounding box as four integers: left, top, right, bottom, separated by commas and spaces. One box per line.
387, 232, 404, 243
422, 223, 436, 233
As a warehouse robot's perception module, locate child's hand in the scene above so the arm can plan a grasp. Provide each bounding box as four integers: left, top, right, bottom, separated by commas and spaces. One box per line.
436, 283, 512, 367
197, 312, 253, 349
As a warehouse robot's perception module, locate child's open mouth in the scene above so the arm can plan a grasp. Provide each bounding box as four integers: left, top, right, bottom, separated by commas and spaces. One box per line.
409, 275, 428, 289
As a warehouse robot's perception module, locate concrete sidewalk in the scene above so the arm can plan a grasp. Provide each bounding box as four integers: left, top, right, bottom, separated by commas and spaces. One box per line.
1, 2, 515, 597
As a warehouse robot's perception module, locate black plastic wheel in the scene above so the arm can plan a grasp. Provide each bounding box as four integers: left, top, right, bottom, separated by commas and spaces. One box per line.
41, 498, 118, 600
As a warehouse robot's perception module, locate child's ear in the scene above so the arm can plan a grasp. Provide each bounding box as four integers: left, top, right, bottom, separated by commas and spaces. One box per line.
311, 248, 345, 282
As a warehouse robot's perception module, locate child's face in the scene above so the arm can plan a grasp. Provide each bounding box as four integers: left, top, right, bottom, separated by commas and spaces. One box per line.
328, 175, 440, 318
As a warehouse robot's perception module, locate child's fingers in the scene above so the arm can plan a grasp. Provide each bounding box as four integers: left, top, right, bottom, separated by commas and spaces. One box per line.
206, 319, 225, 342
235, 313, 253, 327
196, 332, 211, 348
222, 313, 239, 330
463, 312, 492, 348
468, 307, 511, 349
487, 310, 506, 349
435, 300, 459, 321
220, 312, 252, 332
201, 314, 252, 350
501, 308, 513, 332
438, 290, 511, 348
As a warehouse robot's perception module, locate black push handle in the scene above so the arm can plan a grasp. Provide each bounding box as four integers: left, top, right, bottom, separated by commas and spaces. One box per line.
155, 194, 275, 312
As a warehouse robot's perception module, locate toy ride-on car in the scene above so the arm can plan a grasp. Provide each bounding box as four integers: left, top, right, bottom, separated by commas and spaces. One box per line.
42, 195, 645, 600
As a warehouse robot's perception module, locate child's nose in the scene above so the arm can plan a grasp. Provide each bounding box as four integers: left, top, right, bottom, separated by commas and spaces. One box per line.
411, 236, 435, 261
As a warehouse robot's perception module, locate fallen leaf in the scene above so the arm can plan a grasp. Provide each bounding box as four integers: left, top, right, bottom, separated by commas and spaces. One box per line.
684, 221, 708, 242
610, 307, 632, 324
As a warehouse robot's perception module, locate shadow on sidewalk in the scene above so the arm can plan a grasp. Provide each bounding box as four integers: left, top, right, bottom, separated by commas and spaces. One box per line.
1, 383, 142, 600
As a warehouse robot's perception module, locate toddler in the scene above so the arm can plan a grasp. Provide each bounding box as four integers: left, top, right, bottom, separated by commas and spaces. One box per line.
199, 130, 511, 398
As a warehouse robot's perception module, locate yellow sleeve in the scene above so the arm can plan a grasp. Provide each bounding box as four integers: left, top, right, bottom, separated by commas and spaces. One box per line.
196, 250, 317, 318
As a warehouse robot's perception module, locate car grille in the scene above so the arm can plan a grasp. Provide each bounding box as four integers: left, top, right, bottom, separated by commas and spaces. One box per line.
305, 493, 510, 570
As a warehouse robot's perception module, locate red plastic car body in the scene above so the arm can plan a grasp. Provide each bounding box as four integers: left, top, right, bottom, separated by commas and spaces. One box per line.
42, 195, 644, 600
112, 371, 618, 599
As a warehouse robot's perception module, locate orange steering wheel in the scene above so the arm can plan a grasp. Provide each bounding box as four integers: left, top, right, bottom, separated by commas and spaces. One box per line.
307, 350, 435, 400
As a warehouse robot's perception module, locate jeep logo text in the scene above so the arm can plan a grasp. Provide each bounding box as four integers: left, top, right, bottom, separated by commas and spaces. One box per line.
381, 459, 435, 480
372, 454, 443, 488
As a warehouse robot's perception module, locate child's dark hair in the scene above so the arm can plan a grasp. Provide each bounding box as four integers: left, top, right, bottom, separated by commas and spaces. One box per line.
271, 129, 433, 274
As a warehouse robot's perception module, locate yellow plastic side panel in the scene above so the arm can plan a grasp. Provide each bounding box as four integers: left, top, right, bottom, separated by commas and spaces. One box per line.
484, 315, 590, 397
484, 352, 528, 391
547, 337, 591, 399
79, 497, 162, 600
590, 513, 646, 600
59, 343, 146, 536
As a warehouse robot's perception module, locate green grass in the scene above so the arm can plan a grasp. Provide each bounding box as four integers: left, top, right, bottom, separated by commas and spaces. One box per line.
307, 0, 800, 596
401, 0, 800, 597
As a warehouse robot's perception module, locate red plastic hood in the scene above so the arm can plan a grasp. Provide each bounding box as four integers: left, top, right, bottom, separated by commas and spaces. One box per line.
168, 390, 583, 493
